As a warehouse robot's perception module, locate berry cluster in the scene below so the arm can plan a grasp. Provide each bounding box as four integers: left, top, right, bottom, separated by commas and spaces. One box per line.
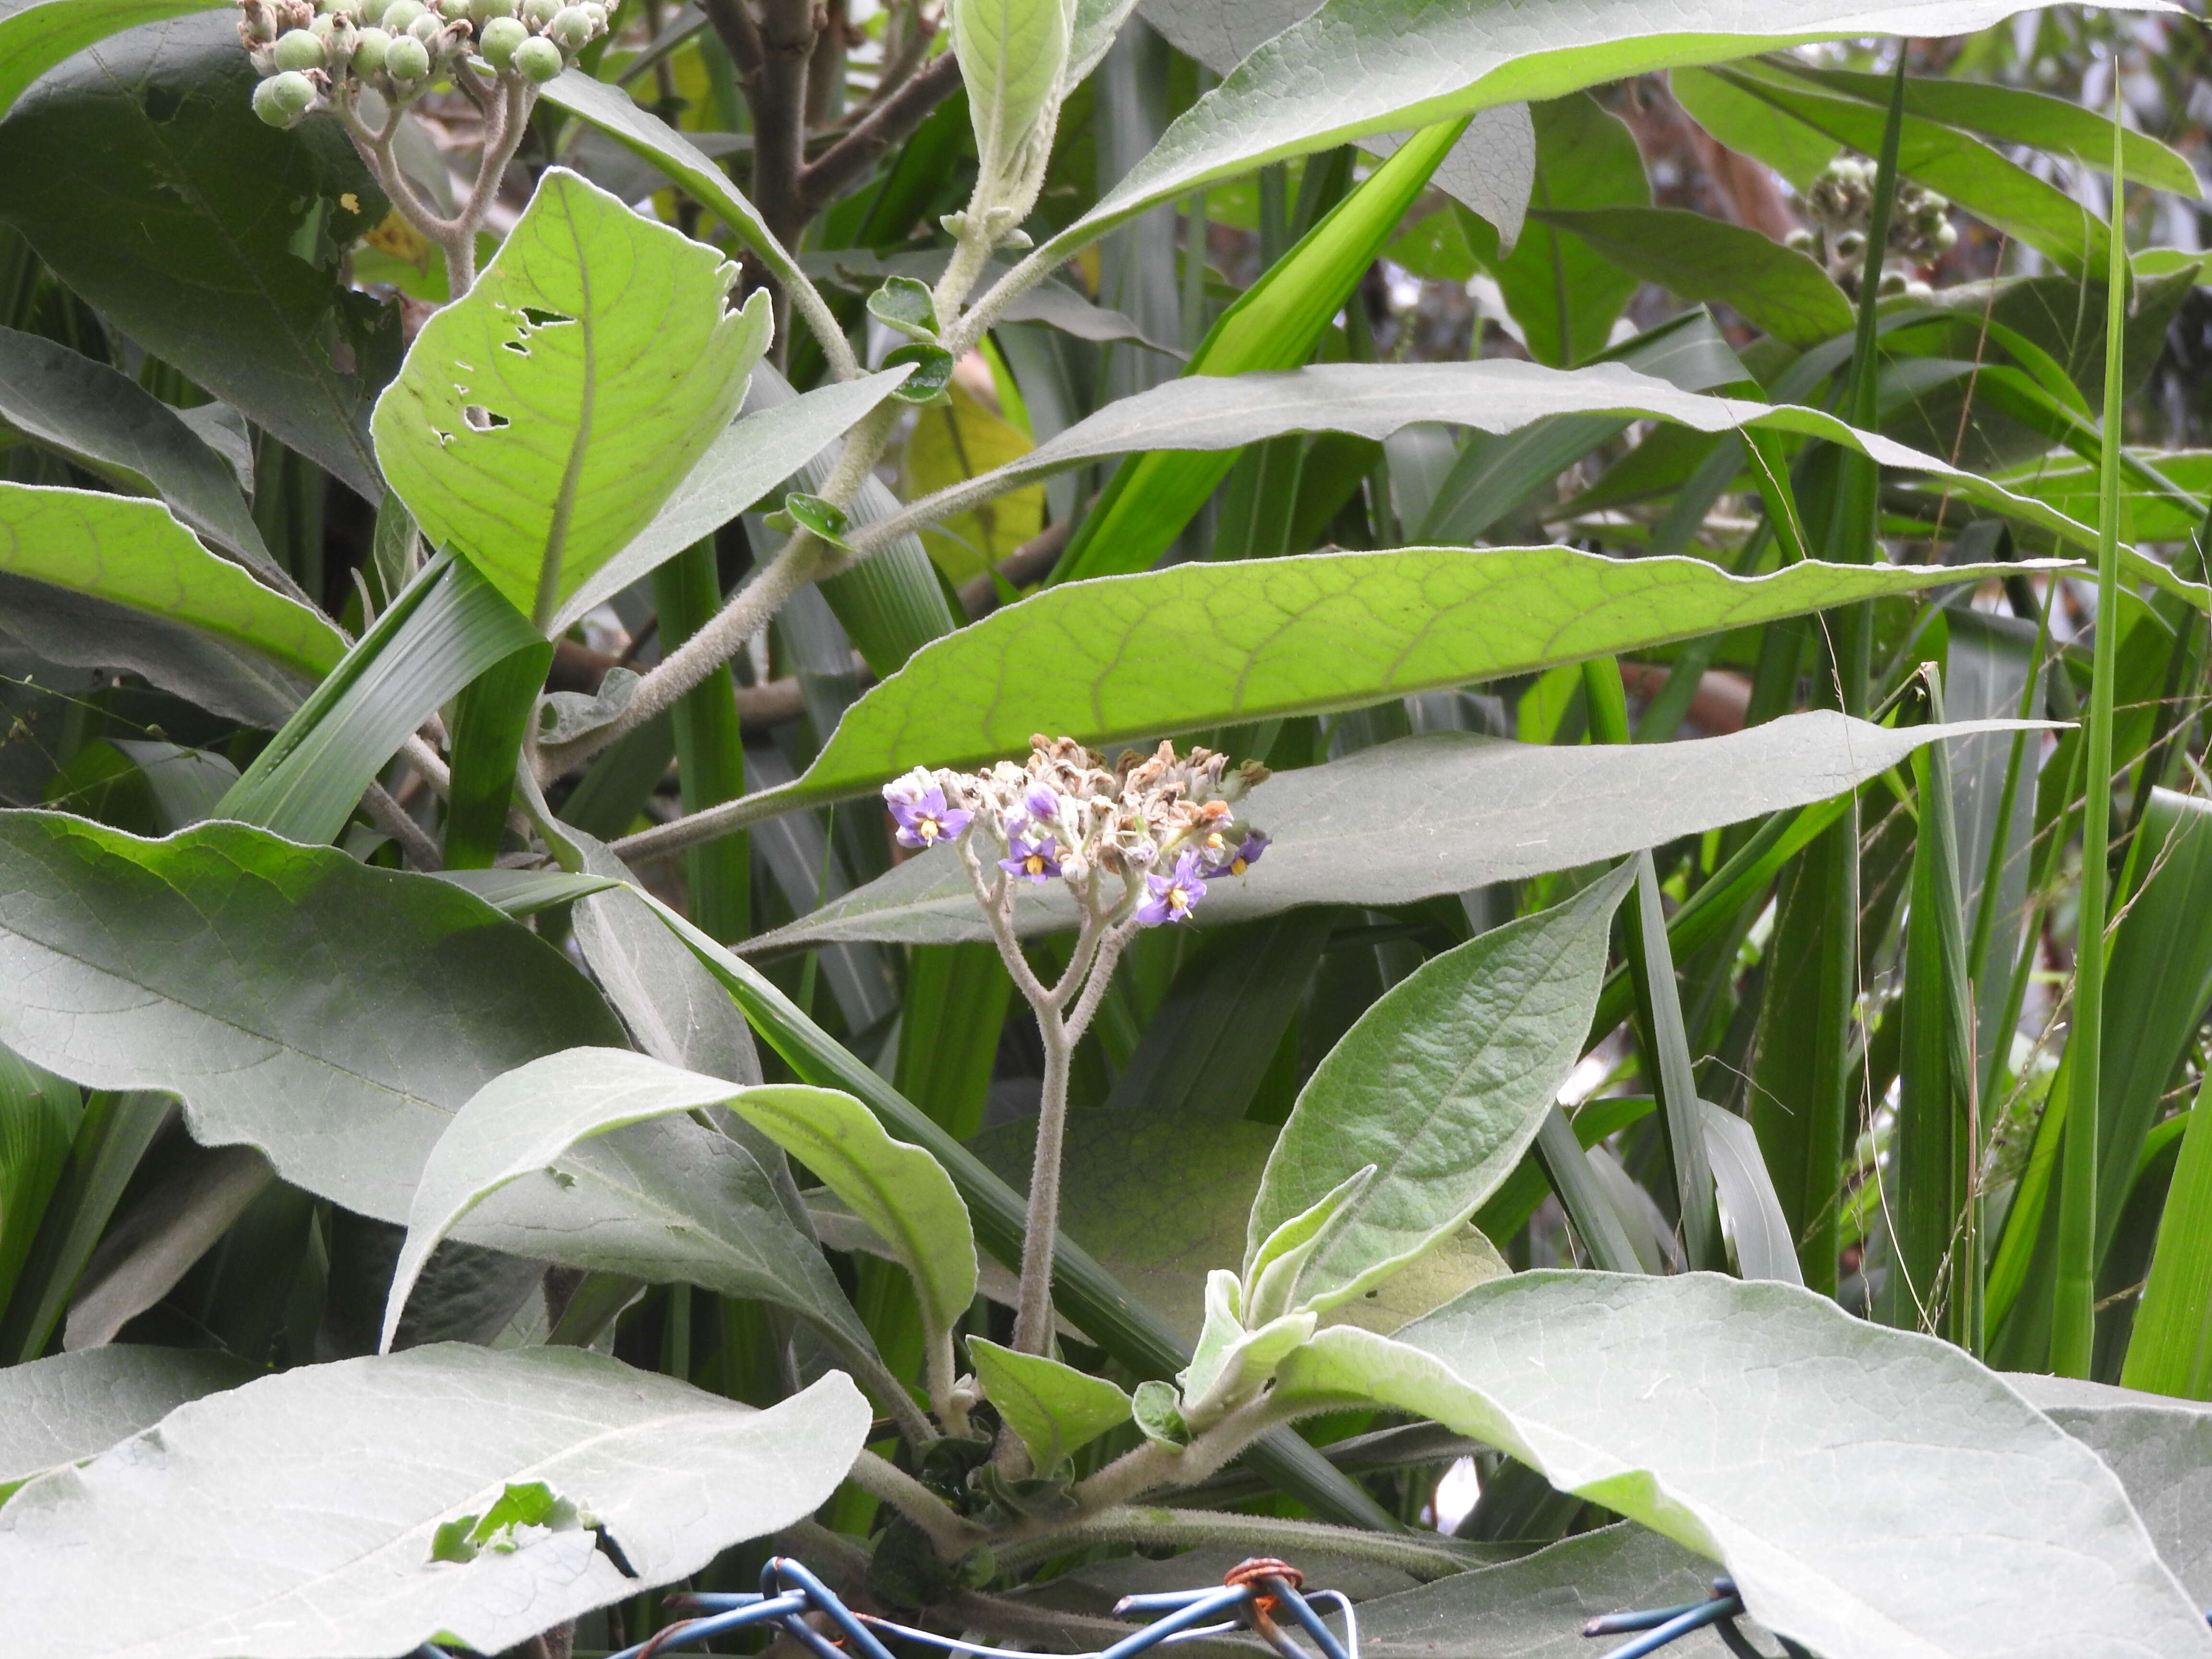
238, 0, 613, 127
885, 736, 1272, 929
1787, 155, 1959, 292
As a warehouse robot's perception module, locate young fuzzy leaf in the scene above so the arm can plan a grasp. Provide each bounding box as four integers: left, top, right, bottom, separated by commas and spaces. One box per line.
868, 276, 940, 341
373, 169, 767, 631
968, 1336, 1131, 1470
1247, 863, 1635, 1314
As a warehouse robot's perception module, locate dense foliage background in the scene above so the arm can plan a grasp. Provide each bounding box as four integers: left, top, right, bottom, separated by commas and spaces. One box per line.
1, 0, 2211, 1653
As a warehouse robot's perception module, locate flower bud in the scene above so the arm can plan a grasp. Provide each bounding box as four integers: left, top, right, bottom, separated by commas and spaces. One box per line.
350, 26, 391, 70
273, 25, 327, 67
513, 32, 562, 78
547, 5, 592, 47
477, 14, 525, 63
384, 30, 431, 75
253, 67, 317, 122
238, 0, 281, 40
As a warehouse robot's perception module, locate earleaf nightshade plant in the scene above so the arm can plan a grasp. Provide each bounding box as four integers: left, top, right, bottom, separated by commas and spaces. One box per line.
0, 0, 2210, 1651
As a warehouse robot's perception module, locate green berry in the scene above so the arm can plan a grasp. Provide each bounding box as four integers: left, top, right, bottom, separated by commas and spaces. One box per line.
407, 12, 442, 39
384, 30, 430, 75
355, 0, 391, 20
252, 73, 297, 124
273, 26, 327, 67
380, 0, 424, 28
350, 27, 391, 70
548, 5, 590, 46
266, 67, 317, 115
579, 1, 604, 24
438, 0, 471, 19
471, 0, 518, 21
520, 0, 558, 24
475, 14, 527, 63
512, 32, 562, 79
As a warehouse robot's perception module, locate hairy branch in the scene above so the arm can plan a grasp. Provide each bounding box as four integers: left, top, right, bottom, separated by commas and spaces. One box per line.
845, 1449, 987, 1556
799, 49, 962, 215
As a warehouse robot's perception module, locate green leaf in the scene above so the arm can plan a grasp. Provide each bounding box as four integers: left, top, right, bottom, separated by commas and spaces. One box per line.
747, 711, 2050, 950
546, 369, 914, 636
882, 344, 957, 403
1053, 120, 1466, 583
1767, 60, 2200, 198
2128, 1068, 2212, 1402
0, 327, 272, 577
0, 484, 344, 687
1534, 205, 1853, 348
219, 552, 541, 844
0, 812, 627, 1226
953, 0, 1074, 198
0, 1347, 869, 1658
1273, 1273, 2212, 1658
967, 1337, 1131, 1470
782, 492, 853, 546
1706, 60, 2109, 273
1352, 1523, 1734, 1659
429, 869, 623, 916
1134, 0, 1537, 246
1249, 864, 1633, 1316
1130, 1377, 1189, 1447
0, 1346, 252, 1496
868, 276, 941, 341
1032, 0, 2140, 267
1674, 63, 1842, 185
0, 13, 393, 497
868, 360, 2102, 558
2008, 1373, 2212, 1600
378, 1046, 874, 1359
718, 1070, 977, 1371
1701, 1101, 1803, 1286
1471, 94, 1648, 367
0, 0, 224, 120
537, 71, 847, 364
373, 169, 767, 632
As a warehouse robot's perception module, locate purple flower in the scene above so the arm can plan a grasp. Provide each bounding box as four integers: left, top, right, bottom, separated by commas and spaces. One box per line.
1202, 831, 1268, 879
1009, 781, 1062, 837
1137, 851, 1208, 925
885, 775, 971, 849
998, 833, 1063, 884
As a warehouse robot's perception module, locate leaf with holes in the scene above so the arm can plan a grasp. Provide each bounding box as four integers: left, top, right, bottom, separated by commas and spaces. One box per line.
372, 168, 767, 632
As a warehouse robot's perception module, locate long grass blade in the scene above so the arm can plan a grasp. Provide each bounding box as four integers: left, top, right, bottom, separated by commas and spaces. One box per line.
2054, 76, 2132, 1377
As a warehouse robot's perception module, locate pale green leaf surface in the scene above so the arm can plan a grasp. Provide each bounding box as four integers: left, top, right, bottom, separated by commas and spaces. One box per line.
1701, 1101, 1804, 1285
0, 326, 272, 575
1673, 64, 1841, 186
373, 169, 764, 630
1035, 0, 2162, 263
859, 361, 2102, 554
547, 368, 912, 634
0, 0, 224, 120
753, 716, 2055, 949
0, 1346, 252, 1491
969, 1337, 1131, 1468
721, 1072, 977, 1355
430, 869, 624, 916
1250, 865, 1634, 1313
0, 1346, 870, 1659
0, 484, 344, 684
379, 1046, 870, 1356
1354, 1524, 1745, 1659
2007, 1374, 2212, 1601
0, 812, 626, 1225
1274, 1273, 2212, 1659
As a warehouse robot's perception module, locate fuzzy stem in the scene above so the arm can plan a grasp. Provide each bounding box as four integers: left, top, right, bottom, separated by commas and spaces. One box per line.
845, 1448, 986, 1556
992, 1505, 1477, 1580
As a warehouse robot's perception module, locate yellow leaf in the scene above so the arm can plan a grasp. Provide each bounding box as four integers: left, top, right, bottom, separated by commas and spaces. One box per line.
900, 381, 1045, 583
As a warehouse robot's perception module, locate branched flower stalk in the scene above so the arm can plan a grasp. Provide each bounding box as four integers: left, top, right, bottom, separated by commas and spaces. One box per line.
236, 0, 617, 301
882, 738, 1271, 1361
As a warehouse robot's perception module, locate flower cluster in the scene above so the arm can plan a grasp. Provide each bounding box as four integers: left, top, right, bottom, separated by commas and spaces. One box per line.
884, 735, 1272, 928
238, 0, 613, 127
